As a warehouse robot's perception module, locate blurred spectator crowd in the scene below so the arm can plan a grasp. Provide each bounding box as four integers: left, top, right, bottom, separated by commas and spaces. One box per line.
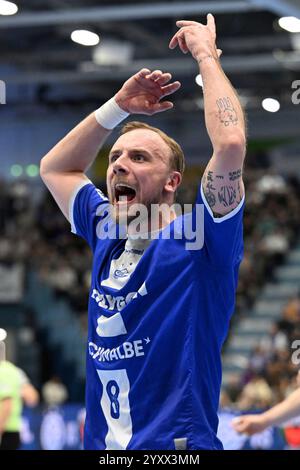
222, 292, 300, 411
236, 171, 300, 316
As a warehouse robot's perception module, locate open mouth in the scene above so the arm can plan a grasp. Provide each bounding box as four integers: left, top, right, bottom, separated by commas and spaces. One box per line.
114, 184, 137, 204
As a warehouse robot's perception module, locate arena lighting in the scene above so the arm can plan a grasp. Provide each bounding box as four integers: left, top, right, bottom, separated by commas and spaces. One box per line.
26, 164, 39, 177
195, 74, 203, 87
93, 40, 134, 66
262, 98, 280, 113
0, 329, 7, 341
71, 29, 100, 47
0, 0, 18, 15
278, 16, 300, 33
10, 164, 23, 177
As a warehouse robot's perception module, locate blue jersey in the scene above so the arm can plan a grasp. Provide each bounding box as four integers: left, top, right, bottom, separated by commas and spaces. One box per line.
70, 181, 244, 450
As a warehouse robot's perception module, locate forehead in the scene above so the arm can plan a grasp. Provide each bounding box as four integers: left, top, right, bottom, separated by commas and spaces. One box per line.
111, 129, 171, 158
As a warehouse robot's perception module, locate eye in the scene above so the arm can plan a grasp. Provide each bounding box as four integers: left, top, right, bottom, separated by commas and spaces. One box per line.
132, 154, 145, 162
109, 154, 119, 163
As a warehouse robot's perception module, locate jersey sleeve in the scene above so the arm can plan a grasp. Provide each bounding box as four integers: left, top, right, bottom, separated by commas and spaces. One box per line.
192, 181, 245, 267
69, 180, 111, 251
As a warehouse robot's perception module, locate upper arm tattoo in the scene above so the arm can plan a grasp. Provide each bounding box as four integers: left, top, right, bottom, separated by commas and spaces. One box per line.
203, 170, 216, 207
203, 168, 243, 215
229, 169, 242, 181
216, 97, 238, 127
218, 186, 237, 207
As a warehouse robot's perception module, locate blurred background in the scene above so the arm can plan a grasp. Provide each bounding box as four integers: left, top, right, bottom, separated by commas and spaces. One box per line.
0, 0, 300, 450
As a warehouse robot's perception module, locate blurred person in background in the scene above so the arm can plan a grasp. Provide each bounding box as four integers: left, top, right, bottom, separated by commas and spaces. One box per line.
0, 356, 39, 450
42, 375, 68, 408
40, 15, 246, 450
236, 374, 273, 411
0, 359, 22, 450
283, 291, 300, 324
232, 371, 300, 436
18, 368, 39, 408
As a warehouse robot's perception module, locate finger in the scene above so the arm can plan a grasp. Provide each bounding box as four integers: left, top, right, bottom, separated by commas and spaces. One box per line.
149, 101, 174, 115
170, 27, 192, 51
156, 72, 172, 86
231, 417, 243, 428
177, 34, 189, 54
232, 422, 244, 432
137, 68, 151, 78
233, 425, 246, 434
145, 69, 163, 81
207, 13, 216, 36
169, 32, 179, 50
176, 20, 201, 27
170, 30, 188, 53
161, 81, 181, 97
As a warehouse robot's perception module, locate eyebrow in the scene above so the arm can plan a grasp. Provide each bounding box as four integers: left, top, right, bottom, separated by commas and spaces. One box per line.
108, 148, 154, 160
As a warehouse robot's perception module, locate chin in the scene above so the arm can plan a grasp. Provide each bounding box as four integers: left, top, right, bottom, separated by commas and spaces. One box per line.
109, 204, 137, 226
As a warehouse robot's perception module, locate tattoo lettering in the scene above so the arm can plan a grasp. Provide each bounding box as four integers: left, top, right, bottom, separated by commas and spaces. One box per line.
207, 171, 214, 183
229, 169, 242, 181
206, 171, 215, 191
216, 175, 224, 179
198, 54, 218, 64
218, 185, 236, 207
205, 191, 216, 207
204, 171, 216, 207
216, 97, 238, 127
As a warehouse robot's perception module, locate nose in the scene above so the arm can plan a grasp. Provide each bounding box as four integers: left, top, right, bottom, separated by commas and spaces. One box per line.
112, 154, 130, 175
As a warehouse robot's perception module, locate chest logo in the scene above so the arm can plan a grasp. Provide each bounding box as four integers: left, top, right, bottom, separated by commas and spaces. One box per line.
113, 268, 129, 279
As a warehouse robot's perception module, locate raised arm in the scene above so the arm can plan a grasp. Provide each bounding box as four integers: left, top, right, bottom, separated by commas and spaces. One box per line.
169, 15, 246, 216
40, 69, 181, 220
232, 385, 300, 435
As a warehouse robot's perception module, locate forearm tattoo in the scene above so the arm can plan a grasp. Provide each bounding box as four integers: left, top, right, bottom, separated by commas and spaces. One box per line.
216, 97, 238, 127
203, 168, 243, 212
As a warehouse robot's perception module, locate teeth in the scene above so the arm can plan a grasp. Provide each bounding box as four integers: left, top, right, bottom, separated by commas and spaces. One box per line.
114, 183, 136, 203
115, 183, 135, 190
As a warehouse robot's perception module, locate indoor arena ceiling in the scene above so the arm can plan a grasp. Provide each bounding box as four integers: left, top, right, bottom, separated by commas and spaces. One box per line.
0, 0, 300, 110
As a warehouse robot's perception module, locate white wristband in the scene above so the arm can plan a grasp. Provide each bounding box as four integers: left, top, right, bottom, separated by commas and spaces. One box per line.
94, 97, 129, 130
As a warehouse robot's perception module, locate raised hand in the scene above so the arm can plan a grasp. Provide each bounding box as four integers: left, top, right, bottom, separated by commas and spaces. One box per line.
169, 14, 221, 62
115, 68, 181, 116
